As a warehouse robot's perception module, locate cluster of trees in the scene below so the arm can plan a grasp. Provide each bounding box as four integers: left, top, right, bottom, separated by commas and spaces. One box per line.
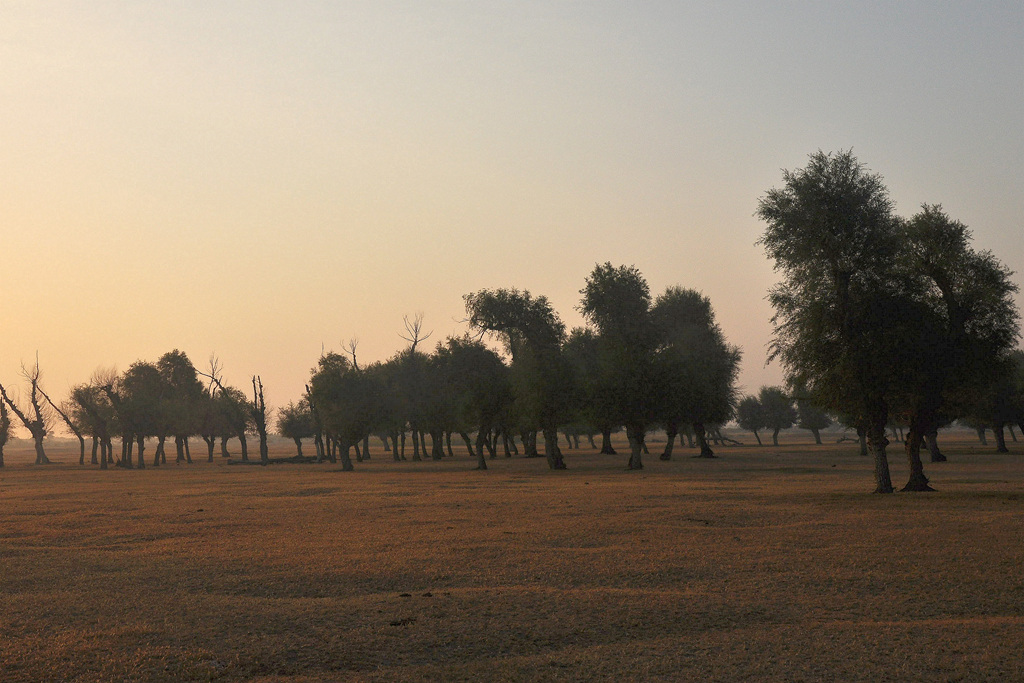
293, 265, 740, 471
0, 266, 741, 473
0, 352, 271, 469
758, 150, 1022, 492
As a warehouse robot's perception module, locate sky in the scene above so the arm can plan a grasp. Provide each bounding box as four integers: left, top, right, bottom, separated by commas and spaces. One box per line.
2, 1, 1022, 418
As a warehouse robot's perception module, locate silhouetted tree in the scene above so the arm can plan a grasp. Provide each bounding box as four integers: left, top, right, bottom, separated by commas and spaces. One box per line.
0, 360, 52, 464
758, 386, 796, 446
651, 287, 740, 459
579, 263, 658, 469
252, 376, 269, 465
278, 399, 315, 457
736, 395, 767, 446
465, 288, 571, 469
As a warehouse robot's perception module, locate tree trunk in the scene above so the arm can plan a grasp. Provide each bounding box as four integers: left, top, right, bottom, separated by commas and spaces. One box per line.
154, 435, 165, 467
411, 429, 421, 461
925, 430, 946, 462
542, 428, 566, 469
136, 436, 146, 470
220, 437, 230, 458
660, 424, 677, 461
203, 436, 215, 462
339, 443, 354, 471
857, 426, 868, 456
994, 423, 1009, 453
599, 427, 616, 455
811, 428, 822, 445
239, 433, 249, 461
751, 429, 762, 446
445, 431, 454, 458
976, 427, 988, 445
901, 422, 934, 491
293, 437, 303, 457
626, 426, 644, 470
866, 413, 894, 494
353, 439, 363, 462
771, 427, 780, 447
693, 422, 715, 458
91, 436, 99, 465
259, 431, 268, 465
32, 430, 49, 465
429, 430, 444, 460
1008, 425, 1018, 442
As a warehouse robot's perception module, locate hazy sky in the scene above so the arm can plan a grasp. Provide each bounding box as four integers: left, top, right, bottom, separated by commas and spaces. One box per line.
2, 2, 1022, 414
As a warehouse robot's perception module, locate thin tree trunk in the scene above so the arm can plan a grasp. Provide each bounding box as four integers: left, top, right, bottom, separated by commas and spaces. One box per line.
660, 424, 677, 461
857, 426, 868, 456
599, 427, 616, 455
772, 427, 780, 447
811, 428, 822, 445
693, 422, 715, 458
994, 423, 1009, 453
293, 437, 304, 457
901, 422, 934, 491
542, 428, 566, 469
752, 429, 762, 447
136, 436, 146, 469
339, 443, 354, 471
867, 413, 894, 494
91, 436, 99, 465
925, 430, 946, 462
976, 427, 988, 445
626, 426, 644, 470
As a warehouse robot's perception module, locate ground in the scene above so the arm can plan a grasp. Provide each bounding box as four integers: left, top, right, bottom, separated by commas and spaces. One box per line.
1, 434, 1022, 682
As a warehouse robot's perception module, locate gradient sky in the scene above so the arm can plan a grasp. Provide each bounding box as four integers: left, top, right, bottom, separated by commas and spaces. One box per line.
2, 2, 1022, 416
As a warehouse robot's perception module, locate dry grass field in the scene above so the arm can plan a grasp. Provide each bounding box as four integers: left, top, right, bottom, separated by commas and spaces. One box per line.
1, 433, 1023, 682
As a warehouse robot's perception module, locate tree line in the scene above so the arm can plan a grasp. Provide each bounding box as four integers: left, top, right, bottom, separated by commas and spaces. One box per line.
1, 150, 1020, 492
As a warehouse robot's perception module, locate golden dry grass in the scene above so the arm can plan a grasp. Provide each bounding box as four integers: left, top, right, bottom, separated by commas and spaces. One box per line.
1, 434, 1023, 682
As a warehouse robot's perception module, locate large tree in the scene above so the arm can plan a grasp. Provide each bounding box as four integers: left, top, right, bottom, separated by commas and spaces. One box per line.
758, 150, 909, 493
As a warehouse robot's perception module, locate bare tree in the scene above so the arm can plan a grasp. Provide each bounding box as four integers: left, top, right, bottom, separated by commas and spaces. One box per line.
399, 313, 432, 353
0, 359, 52, 464
39, 386, 86, 465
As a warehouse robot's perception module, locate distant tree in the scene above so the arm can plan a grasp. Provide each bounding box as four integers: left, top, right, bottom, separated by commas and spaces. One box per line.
38, 385, 86, 464
562, 328, 617, 454
465, 288, 572, 470
735, 395, 767, 446
758, 386, 796, 446
277, 399, 315, 457
579, 263, 658, 469
793, 387, 832, 445
157, 350, 205, 464
651, 287, 740, 459
70, 382, 117, 468
252, 376, 269, 466
432, 336, 513, 470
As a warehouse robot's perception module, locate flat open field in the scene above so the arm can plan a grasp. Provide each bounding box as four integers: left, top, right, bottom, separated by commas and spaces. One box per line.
2, 434, 1023, 682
